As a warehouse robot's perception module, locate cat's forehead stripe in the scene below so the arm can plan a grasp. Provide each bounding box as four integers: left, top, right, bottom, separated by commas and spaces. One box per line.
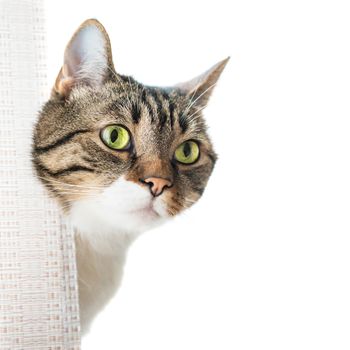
148, 89, 167, 127
124, 86, 174, 130
169, 101, 175, 127
140, 90, 155, 123
130, 102, 141, 124
109, 78, 202, 134
178, 112, 189, 133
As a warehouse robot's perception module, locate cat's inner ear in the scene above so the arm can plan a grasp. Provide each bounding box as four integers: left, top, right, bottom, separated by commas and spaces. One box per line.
175, 57, 230, 108
53, 19, 114, 98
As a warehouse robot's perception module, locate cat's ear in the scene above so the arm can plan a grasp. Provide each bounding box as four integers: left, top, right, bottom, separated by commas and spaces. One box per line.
52, 19, 114, 99
175, 57, 229, 107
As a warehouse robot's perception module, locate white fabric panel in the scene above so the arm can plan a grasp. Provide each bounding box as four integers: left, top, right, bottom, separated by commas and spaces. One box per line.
0, 0, 81, 348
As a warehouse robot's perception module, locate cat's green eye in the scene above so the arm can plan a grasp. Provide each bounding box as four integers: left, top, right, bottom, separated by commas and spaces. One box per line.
174, 141, 200, 164
101, 125, 130, 150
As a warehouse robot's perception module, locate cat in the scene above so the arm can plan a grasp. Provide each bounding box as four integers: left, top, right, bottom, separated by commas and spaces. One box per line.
32, 19, 228, 334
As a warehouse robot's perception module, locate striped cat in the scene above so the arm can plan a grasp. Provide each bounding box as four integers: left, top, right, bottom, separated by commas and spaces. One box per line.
32, 19, 228, 334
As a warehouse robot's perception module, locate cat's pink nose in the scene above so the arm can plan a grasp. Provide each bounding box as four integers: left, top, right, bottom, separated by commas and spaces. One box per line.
141, 177, 173, 197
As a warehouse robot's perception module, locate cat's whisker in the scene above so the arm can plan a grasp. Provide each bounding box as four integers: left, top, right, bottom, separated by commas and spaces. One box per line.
183, 83, 200, 116
37, 176, 106, 190
107, 66, 126, 92
57, 201, 76, 211
45, 183, 100, 192
52, 185, 103, 193
58, 195, 96, 210
186, 104, 208, 121
107, 66, 132, 106
56, 192, 96, 197
167, 205, 179, 216
58, 204, 72, 211
179, 82, 217, 121
183, 200, 196, 208
39, 178, 102, 189
186, 82, 217, 111
53, 187, 102, 194
61, 197, 90, 203
78, 276, 91, 288
184, 197, 197, 203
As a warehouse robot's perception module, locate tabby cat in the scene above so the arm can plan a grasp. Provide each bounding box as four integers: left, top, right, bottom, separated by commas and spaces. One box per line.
32, 19, 228, 334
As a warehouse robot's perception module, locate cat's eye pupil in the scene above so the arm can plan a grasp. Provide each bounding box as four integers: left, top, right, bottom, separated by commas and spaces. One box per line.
110, 129, 118, 143
101, 125, 130, 150
183, 142, 191, 157
174, 140, 199, 164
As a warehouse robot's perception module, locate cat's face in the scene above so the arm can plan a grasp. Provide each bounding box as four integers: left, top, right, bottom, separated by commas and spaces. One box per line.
32, 19, 228, 237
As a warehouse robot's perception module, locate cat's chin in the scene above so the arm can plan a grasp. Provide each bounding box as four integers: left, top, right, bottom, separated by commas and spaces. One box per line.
66, 176, 170, 254
129, 204, 160, 220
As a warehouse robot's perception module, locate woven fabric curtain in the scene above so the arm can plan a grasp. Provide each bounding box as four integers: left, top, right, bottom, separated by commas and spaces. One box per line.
0, 0, 81, 348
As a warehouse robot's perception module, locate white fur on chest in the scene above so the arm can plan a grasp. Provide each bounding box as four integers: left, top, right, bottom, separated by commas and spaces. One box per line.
74, 231, 128, 333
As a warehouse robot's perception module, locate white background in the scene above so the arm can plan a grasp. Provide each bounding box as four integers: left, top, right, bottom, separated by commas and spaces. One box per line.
46, 1, 350, 349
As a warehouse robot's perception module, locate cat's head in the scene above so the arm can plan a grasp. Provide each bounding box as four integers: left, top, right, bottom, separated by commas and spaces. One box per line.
32, 19, 228, 238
